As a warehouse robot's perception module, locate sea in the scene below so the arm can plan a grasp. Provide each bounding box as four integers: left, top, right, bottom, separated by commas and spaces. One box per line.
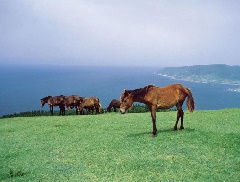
0, 65, 239, 117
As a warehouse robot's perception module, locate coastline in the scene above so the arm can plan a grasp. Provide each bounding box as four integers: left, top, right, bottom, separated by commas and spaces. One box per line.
157, 73, 240, 86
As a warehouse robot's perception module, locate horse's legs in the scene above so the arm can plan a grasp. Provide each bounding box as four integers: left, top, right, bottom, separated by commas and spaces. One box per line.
75, 107, 78, 115
59, 106, 62, 116
62, 105, 65, 116
179, 109, 184, 130
150, 106, 157, 137
173, 110, 180, 131
79, 109, 84, 115
59, 105, 62, 116
173, 109, 184, 130
95, 105, 99, 114
50, 106, 53, 116
174, 103, 184, 131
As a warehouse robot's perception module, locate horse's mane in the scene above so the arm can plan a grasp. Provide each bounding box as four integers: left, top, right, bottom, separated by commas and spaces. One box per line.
127, 84, 156, 97
41, 96, 52, 101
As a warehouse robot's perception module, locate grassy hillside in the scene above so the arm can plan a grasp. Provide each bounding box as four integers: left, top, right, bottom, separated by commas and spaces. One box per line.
1, 108, 240, 181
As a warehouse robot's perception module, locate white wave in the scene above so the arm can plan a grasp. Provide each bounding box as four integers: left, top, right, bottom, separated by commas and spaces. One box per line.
227, 88, 240, 93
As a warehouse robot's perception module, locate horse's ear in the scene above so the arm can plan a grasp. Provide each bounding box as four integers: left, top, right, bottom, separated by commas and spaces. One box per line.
123, 89, 129, 95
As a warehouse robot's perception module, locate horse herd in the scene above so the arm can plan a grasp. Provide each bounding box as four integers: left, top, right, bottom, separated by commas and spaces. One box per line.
40, 95, 120, 115
41, 83, 195, 137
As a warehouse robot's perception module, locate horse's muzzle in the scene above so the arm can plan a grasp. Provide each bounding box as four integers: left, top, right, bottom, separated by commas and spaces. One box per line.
120, 108, 126, 114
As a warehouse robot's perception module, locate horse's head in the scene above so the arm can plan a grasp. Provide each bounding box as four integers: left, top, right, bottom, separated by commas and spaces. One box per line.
98, 104, 103, 113
106, 106, 111, 112
40, 96, 51, 108
40, 99, 45, 107
120, 89, 133, 114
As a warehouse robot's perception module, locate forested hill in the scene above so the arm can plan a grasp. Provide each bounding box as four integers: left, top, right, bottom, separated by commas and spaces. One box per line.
158, 64, 240, 85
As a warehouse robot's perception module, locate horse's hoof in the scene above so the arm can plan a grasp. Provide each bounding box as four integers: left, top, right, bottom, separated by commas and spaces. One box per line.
151, 134, 156, 138
151, 132, 157, 137
179, 126, 184, 130
172, 127, 178, 131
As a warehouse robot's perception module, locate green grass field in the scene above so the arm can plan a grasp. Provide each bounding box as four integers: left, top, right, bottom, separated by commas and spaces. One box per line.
0, 108, 240, 181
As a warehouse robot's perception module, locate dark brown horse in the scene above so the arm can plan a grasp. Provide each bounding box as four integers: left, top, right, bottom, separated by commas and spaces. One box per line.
41, 95, 66, 115
120, 84, 195, 137
63, 95, 84, 115
107, 99, 121, 112
78, 97, 102, 114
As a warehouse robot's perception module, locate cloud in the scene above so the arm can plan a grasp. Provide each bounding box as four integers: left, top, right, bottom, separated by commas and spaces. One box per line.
0, 0, 240, 66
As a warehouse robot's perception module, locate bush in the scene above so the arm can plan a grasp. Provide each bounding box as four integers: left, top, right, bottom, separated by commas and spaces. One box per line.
129, 104, 149, 113
129, 104, 176, 113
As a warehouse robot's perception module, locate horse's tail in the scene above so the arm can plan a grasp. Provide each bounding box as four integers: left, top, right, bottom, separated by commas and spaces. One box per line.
185, 87, 195, 112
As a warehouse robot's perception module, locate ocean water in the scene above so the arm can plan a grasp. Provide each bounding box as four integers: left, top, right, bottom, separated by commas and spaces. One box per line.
0, 65, 239, 116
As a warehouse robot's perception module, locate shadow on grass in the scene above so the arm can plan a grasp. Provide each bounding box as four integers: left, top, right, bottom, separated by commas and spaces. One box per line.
127, 128, 195, 138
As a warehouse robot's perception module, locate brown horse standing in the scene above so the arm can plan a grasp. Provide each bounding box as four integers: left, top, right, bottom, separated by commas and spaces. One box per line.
63, 95, 84, 115
107, 99, 121, 112
78, 97, 102, 114
41, 95, 66, 115
120, 84, 195, 137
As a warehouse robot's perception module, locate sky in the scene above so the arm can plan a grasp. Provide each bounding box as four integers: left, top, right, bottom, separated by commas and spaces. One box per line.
0, 0, 240, 67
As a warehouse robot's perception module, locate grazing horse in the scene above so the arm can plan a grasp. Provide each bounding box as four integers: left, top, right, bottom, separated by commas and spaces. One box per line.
107, 99, 121, 112
41, 95, 66, 116
63, 95, 84, 115
120, 84, 195, 137
78, 97, 102, 114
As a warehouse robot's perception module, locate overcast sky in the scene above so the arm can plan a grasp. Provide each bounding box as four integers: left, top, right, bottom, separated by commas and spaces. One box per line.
0, 0, 240, 67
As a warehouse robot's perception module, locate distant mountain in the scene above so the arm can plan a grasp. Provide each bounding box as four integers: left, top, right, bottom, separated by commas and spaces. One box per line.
158, 64, 240, 85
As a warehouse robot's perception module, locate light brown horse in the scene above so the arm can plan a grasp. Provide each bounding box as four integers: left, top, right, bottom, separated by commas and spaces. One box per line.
78, 97, 102, 114
120, 84, 195, 137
